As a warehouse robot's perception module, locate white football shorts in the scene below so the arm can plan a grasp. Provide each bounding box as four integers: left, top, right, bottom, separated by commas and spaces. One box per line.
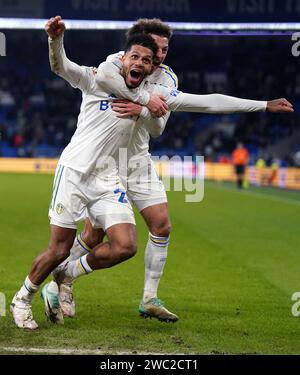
123, 157, 167, 212
48, 164, 135, 230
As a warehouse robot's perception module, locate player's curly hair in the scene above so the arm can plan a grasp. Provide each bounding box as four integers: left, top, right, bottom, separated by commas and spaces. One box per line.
124, 33, 158, 57
127, 18, 173, 40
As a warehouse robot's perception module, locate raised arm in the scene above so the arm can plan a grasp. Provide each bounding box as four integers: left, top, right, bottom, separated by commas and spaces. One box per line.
46, 16, 93, 91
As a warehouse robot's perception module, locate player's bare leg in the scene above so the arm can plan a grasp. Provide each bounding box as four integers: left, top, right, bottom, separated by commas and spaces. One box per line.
139, 203, 178, 322
82, 219, 106, 248
11, 225, 76, 329
55, 205, 178, 322
56, 223, 136, 279
47, 223, 137, 322
30, 226, 76, 285
53, 220, 104, 317
85, 223, 137, 270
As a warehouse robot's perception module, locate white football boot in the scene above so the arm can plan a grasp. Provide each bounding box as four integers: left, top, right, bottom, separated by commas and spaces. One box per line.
10, 293, 38, 330
52, 264, 75, 318
58, 283, 75, 318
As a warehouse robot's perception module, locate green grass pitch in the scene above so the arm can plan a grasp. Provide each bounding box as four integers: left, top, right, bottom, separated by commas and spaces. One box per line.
0, 172, 300, 354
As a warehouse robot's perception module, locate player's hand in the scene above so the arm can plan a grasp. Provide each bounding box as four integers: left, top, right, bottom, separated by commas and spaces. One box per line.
266, 98, 294, 113
147, 95, 168, 117
111, 99, 142, 118
45, 15, 66, 39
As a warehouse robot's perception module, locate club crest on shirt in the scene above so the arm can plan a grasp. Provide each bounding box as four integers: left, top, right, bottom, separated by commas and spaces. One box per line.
56, 203, 65, 215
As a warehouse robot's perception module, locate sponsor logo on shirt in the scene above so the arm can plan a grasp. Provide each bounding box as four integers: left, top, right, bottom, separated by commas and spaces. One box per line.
99, 94, 117, 111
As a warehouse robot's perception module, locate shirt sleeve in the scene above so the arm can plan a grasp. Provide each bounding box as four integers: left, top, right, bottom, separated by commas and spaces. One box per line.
106, 51, 124, 62
137, 65, 178, 138
48, 34, 95, 92
139, 107, 171, 138
96, 61, 150, 105
158, 65, 178, 89
155, 88, 267, 113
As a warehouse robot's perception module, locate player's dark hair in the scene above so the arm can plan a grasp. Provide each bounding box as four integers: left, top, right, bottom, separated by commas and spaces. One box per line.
124, 33, 158, 57
126, 18, 173, 40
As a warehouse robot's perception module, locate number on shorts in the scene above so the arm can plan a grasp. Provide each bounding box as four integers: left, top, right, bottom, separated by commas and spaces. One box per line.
113, 188, 128, 203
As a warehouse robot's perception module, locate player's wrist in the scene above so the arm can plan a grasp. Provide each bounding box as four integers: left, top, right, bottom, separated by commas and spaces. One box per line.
140, 92, 150, 106
140, 106, 151, 119
264, 101, 269, 111
48, 33, 64, 42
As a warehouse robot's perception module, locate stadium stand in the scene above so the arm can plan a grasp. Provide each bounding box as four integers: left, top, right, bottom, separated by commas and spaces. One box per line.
0, 30, 299, 167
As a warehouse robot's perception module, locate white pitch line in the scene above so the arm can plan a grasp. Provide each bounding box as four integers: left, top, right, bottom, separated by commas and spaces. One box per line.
0, 346, 186, 355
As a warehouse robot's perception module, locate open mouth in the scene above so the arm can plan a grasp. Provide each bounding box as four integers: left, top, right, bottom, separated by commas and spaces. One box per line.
128, 69, 143, 86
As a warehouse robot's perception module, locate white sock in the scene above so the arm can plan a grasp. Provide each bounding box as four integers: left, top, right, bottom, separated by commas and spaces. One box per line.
17, 276, 39, 304
69, 232, 91, 260
143, 233, 169, 303
52, 232, 91, 281
65, 254, 93, 281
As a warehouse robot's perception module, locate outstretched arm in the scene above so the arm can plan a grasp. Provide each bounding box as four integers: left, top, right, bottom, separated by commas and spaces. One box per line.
46, 16, 93, 91
158, 88, 293, 114
143, 94, 294, 136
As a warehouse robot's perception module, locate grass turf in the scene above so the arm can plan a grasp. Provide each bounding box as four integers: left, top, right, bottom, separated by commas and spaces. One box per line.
0, 173, 300, 354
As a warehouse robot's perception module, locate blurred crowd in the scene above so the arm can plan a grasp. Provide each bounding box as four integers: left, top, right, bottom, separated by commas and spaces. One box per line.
0, 30, 299, 166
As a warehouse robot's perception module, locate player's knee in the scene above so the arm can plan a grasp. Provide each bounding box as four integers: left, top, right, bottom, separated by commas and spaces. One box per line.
49, 239, 72, 263
113, 239, 137, 261
150, 222, 171, 238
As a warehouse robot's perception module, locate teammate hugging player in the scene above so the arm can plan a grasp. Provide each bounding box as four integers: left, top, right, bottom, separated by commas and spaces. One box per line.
11, 16, 293, 330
